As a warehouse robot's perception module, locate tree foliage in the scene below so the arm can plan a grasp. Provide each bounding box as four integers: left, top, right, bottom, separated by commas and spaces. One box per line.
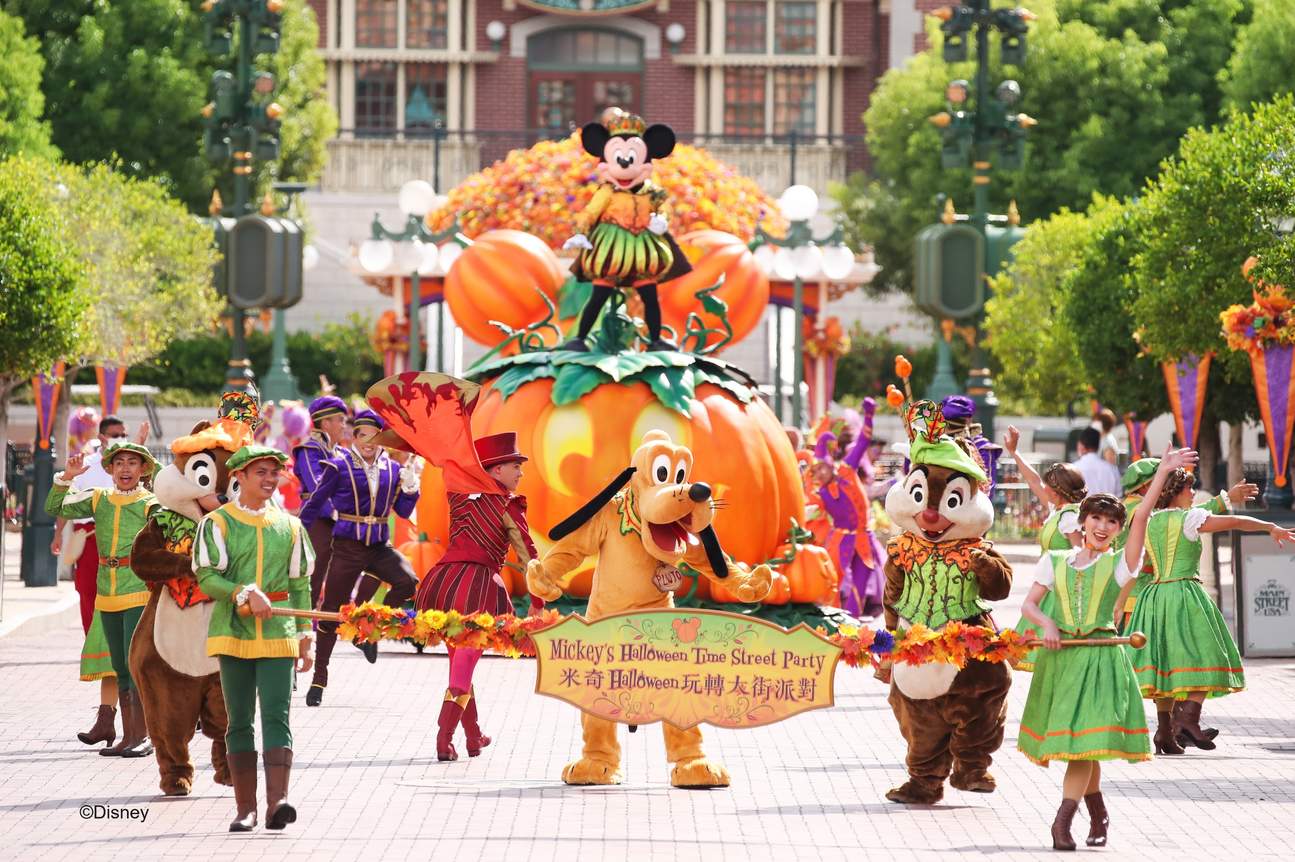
0, 155, 83, 444
49, 161, 222, 367
983, 202, 1107, 413
836, 0, 1248, 295
0, 9, 56, 159
1128, 97, 1295, 424
1220, 0, 1295, 112
10, 0, 336, 211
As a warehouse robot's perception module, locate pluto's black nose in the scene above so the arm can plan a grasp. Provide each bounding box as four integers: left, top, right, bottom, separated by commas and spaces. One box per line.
688, 483, 711, 502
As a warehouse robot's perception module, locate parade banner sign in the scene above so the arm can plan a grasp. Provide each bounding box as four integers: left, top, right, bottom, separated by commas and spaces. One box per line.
531, 609, 842, 730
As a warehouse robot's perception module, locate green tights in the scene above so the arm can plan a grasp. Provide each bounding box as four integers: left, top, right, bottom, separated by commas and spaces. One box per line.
219, 656, 294, 754
100, 606, 143, 692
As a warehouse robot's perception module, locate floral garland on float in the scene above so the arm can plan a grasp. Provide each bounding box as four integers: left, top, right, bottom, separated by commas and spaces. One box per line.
330, 602, 1036, 669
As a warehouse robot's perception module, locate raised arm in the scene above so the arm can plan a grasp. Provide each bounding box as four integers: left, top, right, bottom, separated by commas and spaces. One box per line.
842, 398, 877, 471
1003, 425, 1050, 505
1124, 448, 1198, 573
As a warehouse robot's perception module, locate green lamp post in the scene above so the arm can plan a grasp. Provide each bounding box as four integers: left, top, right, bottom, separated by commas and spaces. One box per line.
355, 180, 464, 372
200, 0, 298, 395
752, 186, 857, 427
914, 2, 1035, 438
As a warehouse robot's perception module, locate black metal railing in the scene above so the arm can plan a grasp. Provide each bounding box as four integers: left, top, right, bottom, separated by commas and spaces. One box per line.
331, 126, 869, 190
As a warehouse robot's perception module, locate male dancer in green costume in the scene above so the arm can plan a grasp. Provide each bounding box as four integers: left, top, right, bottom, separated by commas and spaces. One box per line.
47, 441, 158, 758
194, 446, 314, 832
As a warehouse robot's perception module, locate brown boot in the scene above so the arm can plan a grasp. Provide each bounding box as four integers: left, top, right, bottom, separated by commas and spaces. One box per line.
118, 689, 154, 758
460, 688, 491, 757
437, 689, 467, 762
263, 747, 296, 830
1083, 792, 1109, 846
1172, 700, 1216, 750
228, 750, 258, 832
100, 690, 142, 756
1051, 798, 1079, 851
1153, 710, 1185, 755
78, 705, 117, 748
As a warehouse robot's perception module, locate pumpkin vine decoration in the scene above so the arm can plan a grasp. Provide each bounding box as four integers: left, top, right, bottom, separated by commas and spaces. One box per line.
466, 278, 758, 417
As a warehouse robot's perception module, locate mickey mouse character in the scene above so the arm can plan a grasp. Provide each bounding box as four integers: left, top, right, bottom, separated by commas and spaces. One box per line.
561, 107, 692, 352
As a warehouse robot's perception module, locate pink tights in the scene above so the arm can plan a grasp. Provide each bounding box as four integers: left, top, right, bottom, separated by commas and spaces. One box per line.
447, 646, 482, 694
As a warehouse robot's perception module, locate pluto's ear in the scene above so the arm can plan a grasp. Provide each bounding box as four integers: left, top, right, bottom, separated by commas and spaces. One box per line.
698, 526, 730, 579
548, 466, 637, 542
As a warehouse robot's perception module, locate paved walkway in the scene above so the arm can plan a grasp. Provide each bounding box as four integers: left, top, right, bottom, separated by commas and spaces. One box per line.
1, 545, 1293, 861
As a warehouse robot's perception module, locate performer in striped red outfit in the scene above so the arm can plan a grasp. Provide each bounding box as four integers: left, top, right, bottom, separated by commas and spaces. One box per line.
366, 372, 544, 762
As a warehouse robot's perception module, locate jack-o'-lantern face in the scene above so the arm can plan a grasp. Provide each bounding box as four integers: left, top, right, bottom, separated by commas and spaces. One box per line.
416, 379, 805, 598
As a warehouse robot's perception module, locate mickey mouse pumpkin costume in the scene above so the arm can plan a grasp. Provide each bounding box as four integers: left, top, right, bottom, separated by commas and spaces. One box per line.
561, 108, 692, 352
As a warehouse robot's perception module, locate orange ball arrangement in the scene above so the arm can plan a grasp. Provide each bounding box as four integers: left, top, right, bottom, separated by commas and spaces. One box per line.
443, 229, 568, 348
424, 131, 786, 249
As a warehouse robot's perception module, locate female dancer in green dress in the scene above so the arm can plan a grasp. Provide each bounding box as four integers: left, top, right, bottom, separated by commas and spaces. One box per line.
1002, 425, 1086, 671
1018, 450, 1194, 850
1127, 465, 1293, 754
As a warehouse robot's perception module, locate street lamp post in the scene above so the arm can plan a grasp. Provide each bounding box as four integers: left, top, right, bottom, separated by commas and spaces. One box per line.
753, 185, 856, 427
922, 2, 1036, 439
357, 180, 462, 371
259, 182, 316, 403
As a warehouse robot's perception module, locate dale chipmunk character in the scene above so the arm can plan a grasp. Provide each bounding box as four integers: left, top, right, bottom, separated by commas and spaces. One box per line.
560, 108, 692, 352
128, 394, 260, 796
526, 430, 773, 789
880, 400, 1013, 805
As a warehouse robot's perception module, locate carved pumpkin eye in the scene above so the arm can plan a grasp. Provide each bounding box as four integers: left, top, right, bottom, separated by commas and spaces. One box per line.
184, 453, 216, 489
652, 453, 671, 484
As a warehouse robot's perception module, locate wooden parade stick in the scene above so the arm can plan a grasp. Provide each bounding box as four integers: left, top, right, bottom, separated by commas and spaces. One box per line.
1022, 631, 1147, 649
237, 605, 341, 622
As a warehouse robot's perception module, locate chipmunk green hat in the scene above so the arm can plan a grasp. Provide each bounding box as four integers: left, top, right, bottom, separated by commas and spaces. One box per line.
904, 400, 988, 484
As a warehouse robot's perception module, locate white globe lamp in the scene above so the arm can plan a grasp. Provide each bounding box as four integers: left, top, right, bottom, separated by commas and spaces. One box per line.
358, 238, 394, 273
398, 180, 437, 217
821, 244, 855, 280
396, 239, 424, 272
778, 185, 819, 223
791, 244, 823, 280
417, 241, 440, 276
438, 241, 463, 274
772, 246, 798, 281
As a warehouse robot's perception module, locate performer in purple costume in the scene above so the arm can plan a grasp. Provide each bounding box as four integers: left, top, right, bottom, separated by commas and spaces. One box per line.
809, 398, 885, 617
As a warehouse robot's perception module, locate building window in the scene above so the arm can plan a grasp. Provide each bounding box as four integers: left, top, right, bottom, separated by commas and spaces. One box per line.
528, 29, 644, 71
355, 61, 397, 132
355, 0, 398, 49
772, 68, 816, 134
724, 68, 766, 137
406, 0, 449, 50
405, 63, 447, 131
774, 2, 817, 55
535, 79, 576, 130
725, 1, 767, 54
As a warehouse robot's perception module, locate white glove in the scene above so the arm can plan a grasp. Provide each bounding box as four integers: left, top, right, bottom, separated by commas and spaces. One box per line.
399, 458, 422, 494
563, 234, 593, 251
648, 213, 669, 235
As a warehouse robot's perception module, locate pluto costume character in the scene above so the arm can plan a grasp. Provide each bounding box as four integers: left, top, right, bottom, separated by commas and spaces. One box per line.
128, 410, 255, 795
527, 431, 772, 788
881, 402, 1013, 804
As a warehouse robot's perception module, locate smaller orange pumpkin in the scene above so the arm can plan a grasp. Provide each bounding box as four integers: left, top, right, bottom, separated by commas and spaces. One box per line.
780, 543, 839, 604
894, 354, 913, 379
399, 537, 445, 581
658, 230, 770, 352
444, 229, 566, 349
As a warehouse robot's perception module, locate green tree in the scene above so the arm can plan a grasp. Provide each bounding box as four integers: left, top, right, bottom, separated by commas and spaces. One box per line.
1220, 0, 1295, 111
983, 202, 1113, 413
10, 0, 336, 211
0, 10, 55, 159
836, 0, 1247, 295
1060, 196, 1165, 420
0, 154, 83, 448
1128, 98, 1295, 482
